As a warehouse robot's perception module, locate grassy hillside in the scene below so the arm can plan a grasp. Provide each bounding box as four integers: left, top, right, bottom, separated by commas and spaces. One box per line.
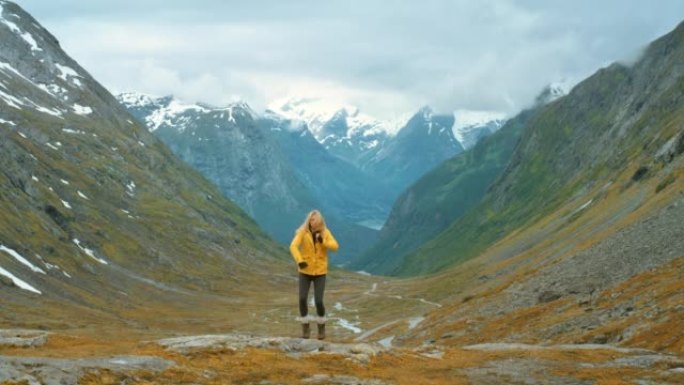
395, 21, 684, 276
350, 110, 532, 274
0, 0, 291, 330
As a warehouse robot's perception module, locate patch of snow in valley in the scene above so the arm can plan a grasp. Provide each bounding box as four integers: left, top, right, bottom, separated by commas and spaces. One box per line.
334, 302, 344, 311
0, 245, 45, 274
378, 335, 394, 348
46, 142, 60, 150
60, 179, 69, 185
356, 270, 372, 276
419, 298, 442, 308
408, 316, 425, 329
31, 175, 38, 181
337, 318, 362, 334
0, 265, 41, 294
60, 199, 71, 209
77, 191, 89, 200
73, 238, 108, 265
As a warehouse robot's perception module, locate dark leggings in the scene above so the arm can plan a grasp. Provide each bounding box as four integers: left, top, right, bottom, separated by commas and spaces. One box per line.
298, 273, 326, 317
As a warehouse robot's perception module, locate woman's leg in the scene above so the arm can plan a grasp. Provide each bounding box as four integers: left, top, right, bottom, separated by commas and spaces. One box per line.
313, 274, 327, 317
298, 273, 312, 317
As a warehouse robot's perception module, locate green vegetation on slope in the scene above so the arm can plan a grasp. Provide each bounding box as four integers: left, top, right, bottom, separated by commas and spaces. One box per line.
349, 110, 532, 274
394, 21, 684, 276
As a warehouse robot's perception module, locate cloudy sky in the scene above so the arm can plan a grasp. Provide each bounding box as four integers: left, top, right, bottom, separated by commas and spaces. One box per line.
17, 0, 684, 120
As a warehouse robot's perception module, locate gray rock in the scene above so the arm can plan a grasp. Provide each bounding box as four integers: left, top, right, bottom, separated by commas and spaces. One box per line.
157, 333, 386, 362
0, 329, 49, 347
303, 373, 392, 385
0, 355, 174, 385
538, 291, 562, 303
655, 130, 684, 164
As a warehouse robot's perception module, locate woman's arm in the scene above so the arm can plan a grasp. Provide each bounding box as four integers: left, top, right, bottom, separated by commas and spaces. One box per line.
322, 229, 339, 252
290, 231, 304, 263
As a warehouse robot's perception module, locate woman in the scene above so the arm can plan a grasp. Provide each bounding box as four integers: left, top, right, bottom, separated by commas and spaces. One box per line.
290, 210, 339, 339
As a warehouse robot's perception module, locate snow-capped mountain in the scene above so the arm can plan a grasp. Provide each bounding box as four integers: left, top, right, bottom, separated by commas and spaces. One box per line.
364, 106, 465, 198
452, 110, 507, 149
534, 79, 575, 106
118, 92, 321, 244
268, 97, 406, 167
257, 109, 393, 226
118, 92, 255, 133
0, 0, 288, 321
269, 96, 507, 166
119, 93, 385, 262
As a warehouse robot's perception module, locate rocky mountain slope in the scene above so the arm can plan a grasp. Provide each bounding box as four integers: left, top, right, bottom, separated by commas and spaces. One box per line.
396, 20, 684, 276
350, 110, 532, 274
0, 0, 291, 330
258, 111, 392, 229
364, 107, 464, 199
119, 94, 383, 262
350, 87, 564, 274
117, 92, 321, 244
1, 3, 681, 383
268, 97, 395, 168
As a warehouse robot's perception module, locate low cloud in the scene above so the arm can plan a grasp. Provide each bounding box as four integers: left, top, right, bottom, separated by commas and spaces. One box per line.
20, 0, 684, 119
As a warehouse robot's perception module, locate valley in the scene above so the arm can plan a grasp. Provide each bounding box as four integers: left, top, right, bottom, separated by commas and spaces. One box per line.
0, 1, 683, 384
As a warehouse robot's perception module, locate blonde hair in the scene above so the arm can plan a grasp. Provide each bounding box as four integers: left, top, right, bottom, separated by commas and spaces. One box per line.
297, 210, 326, 233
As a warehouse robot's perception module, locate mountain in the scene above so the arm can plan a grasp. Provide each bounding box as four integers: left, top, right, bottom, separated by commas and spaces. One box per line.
119, 95, 383, 263
268, 97, 397, 168
117, 92, 321, 244
451, 110, 507, 149
0, 0, 289, 328
317, 108, 390, 167
350, 109, 531, 274
394, 20, 684, 276
364, 107, 464, 198
258, 110, 392, 230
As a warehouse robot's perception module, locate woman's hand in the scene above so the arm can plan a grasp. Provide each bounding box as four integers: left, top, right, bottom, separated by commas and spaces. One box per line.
315, 232, 323, 243
298, 261, 308, 269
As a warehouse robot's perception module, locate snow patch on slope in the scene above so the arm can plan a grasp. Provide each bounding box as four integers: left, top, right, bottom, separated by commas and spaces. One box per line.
0, 245, 45, 274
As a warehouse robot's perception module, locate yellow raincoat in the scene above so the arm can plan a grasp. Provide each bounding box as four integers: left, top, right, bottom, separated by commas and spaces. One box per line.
290, 227, 339, 275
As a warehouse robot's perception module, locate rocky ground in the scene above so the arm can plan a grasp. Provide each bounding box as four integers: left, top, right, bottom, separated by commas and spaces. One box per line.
1, 330, 684, 385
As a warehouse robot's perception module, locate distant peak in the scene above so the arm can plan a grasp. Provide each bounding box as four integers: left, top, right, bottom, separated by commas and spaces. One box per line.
534, 79, 576, 106
418, 105, 433, 116
117, 91, 164, 107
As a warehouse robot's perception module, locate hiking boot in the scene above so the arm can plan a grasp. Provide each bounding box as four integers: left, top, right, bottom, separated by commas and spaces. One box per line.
317, 322, 326, 340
